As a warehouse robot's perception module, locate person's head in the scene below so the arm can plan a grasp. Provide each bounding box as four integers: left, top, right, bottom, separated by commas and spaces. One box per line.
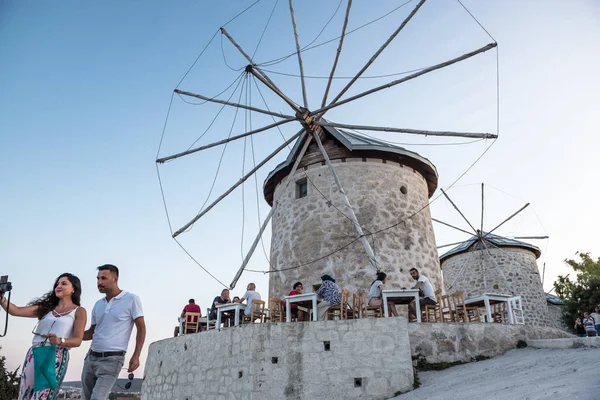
595, 305, 599, 312
188, 299, 195, 304
97, 264, 119, 294
247, 283, 256, 291
293, 282, 303, 293
233, 296, 240, 303
409, 268, 419, 280
584, 312, 590, 318
221, 289, 230, 300
576, 317, 582, 323
29, 272, 82, 320
54, 273, 82, 304
321, 274, 335, 283
376, 272, 388, 284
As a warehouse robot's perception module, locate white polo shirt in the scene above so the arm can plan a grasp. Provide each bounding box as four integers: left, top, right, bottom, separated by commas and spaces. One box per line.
91, 290, 143, 352
417, 276, 436, 300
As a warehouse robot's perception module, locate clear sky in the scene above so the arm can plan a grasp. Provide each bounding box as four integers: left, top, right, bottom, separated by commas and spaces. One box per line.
1, 0, 599, 382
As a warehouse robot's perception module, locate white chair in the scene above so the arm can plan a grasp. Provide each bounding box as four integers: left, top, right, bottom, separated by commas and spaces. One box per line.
509, 297, 525, 325
201, 307, 217, 331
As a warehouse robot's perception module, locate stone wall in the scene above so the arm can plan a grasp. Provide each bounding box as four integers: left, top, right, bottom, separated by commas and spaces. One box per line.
441, 247, 549, 327
407, 323, 573, 365
547, 303, 569, 332
269, 159, 441, 300
142, 318, 414, 400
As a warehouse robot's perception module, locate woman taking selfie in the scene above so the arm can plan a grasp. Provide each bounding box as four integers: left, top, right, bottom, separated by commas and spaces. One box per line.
0, 273, 87, 400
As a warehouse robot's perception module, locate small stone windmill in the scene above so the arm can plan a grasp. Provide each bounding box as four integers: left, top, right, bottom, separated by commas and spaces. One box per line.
435, 184, 550, 326
155, 1, 499, 295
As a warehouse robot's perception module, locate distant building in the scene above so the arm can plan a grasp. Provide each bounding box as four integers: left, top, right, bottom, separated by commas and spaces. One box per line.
440, 233, 550, 326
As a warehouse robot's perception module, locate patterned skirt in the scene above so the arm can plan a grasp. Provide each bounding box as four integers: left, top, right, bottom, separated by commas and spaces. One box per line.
18, 343, 69, 400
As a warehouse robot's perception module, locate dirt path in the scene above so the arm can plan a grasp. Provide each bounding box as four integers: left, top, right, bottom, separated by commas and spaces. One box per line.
392, 348, 599, 400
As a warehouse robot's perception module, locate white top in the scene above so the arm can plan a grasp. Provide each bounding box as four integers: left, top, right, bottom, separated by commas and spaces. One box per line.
242, 290, 261, 316
368, 280, 383, 301
417, 275, 435, 300
91, 291, 143, 352
590, 313, 600, 326
32, 308, 78, 344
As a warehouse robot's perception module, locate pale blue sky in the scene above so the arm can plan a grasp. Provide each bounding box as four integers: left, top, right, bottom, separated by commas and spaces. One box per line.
1, 0, 599, 381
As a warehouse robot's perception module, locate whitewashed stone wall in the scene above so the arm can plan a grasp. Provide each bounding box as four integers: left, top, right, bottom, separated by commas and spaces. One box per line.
547, 303, 569, 332
142, 318, 414, 400
269, 159, 441, 299
441, 247, 549, 326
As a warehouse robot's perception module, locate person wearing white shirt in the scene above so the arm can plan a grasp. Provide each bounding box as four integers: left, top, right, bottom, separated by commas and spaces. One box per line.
240, 283, 261, 316
408, 268, 437, 322
81, 264, 146, 400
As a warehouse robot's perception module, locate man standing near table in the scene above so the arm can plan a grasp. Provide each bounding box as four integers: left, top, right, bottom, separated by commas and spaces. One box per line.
82, 264, 146, 400
407, 268, 436, 322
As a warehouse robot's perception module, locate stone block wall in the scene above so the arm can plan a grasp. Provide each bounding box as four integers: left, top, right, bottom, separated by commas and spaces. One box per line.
269, 159, 441, 300
407, 323, 573, 365
441, 247, 549, 327
547, 303, 569, 332
142, 318, 414, 400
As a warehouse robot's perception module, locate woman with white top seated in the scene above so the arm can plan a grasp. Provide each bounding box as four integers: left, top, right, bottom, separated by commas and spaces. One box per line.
368, 272, 399, 316
0, 273, 87, 400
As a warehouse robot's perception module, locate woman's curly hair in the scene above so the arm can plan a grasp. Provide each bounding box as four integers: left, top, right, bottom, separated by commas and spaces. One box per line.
28, 273, 82, 319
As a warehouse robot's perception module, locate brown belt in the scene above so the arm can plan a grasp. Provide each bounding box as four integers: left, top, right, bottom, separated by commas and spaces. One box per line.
90, 350, 126, 358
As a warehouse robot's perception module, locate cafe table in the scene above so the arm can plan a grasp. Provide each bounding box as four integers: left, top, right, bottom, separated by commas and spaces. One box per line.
381, 289, 421, 322
283, 292, 318, 322
215, 302, 247, 328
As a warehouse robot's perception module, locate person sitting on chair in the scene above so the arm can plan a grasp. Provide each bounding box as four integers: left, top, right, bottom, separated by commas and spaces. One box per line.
407, 268, 436, 322
315, 274, 341, 321
368, 272, 399, 317
240, 283, 261, 317
287, 282, 306, 321
209, 289, 232, 326
174, 298, 201, 337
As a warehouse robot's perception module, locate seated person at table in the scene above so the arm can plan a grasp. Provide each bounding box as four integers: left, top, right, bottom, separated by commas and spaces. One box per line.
407, 268, 436, 321
209, 289, 233, 326
240, 283, 262, 316
316, 274, 341, 321
233, 296, 241, 303
287, 282, 306, 321
174, 298, 202, 336
368, 272, 399, 317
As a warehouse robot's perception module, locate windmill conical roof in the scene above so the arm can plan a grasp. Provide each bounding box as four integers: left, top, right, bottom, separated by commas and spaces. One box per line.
263, 125, 438, 205
439, 232, 542, 262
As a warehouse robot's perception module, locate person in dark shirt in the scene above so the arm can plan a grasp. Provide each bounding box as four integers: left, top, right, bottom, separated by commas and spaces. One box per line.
209, 289, 232, 326
574, 317, 586, 337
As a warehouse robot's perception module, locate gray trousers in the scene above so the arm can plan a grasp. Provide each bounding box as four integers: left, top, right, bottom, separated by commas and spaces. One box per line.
81, 353, 124, 400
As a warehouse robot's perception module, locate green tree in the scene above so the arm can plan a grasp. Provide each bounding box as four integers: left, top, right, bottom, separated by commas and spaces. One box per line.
553, 252, 600, 329
0, 346, 20, 399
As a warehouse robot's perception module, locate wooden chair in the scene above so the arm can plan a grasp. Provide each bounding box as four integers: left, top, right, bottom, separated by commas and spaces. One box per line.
439, 294, 455, 323
182, 312, 201, 334
451, 291, 480, 323
360, 290, 383, 318
201, 307, 217, 331
242, 299, 266, 324
326, 288, 349, 320
423, 288, 443, 322
268, 298, 285, 322
352, 292, 361, 319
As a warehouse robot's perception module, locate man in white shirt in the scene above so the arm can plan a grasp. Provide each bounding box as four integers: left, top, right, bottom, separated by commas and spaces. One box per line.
81, 264, 146, 400
240, 283, 261, 316
408, 268, 437, 322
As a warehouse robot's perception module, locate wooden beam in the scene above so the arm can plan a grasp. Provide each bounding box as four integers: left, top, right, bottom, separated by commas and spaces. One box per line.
484, 203, 530, 237
321, 0, 352, 109
175, 89, 294, 119
315, 121, 497, 139
289, 0, 309, 108
432, 218, 474, 237
441, 189, 478, 234
156, 117, 296, 164
172, 129, 304, 237
325, 0, 427, 111
312, 43, 497, 117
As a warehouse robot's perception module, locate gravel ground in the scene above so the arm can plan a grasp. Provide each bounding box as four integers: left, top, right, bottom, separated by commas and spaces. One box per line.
391, 348, 599, 400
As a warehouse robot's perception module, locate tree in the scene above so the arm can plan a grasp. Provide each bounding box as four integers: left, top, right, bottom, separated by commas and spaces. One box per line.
553, 252, 600, 330
0, 346, 20, 400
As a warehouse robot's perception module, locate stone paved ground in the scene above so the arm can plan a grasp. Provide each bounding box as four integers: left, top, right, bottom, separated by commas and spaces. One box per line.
392, 347, 599, 400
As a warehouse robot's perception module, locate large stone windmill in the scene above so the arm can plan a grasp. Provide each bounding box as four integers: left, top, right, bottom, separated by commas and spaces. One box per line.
155, 0, 498, 295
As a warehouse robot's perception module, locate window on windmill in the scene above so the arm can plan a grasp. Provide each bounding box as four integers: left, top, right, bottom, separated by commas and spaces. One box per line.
296, 179, 308, 199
